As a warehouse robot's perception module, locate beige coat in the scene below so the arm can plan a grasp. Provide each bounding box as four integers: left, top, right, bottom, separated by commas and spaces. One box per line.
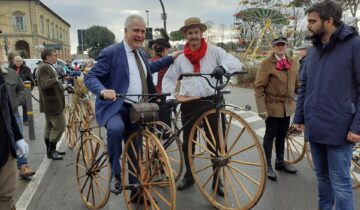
254, 54, 299, 117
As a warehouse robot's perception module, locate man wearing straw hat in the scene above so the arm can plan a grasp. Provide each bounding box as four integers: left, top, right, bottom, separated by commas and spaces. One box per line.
162, 17, 242, 194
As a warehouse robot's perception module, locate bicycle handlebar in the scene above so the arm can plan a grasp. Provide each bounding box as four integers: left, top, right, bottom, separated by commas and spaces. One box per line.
178, 71, 247, 91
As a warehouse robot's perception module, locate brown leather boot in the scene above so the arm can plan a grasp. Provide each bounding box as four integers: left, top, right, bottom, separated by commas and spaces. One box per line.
19, 164, 36, 179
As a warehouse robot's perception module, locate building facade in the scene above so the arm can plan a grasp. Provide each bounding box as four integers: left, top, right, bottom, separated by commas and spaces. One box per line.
0, 0, 71, 61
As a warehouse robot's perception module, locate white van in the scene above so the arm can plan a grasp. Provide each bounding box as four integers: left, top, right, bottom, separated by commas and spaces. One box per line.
23, 58, 42, 74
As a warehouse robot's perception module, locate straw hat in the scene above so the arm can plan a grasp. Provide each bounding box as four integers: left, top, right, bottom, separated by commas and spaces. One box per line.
179, 17, 207, 35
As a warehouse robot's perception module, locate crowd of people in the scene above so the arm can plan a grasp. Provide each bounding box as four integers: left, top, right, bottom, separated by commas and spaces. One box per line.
0, 0, 359, 209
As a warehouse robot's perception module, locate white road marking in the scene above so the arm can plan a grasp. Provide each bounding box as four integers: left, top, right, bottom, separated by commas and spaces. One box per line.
15, 135, 66, 210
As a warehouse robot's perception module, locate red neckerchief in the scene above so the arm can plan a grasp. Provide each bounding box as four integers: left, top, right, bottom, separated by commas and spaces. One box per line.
15, 66, 20, 75
184, 38, 207, 73
276, 58, 292, 71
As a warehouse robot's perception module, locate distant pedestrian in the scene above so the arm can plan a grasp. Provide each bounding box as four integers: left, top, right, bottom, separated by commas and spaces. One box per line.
254, 35, 299, 181
294, 1, 360, 209
37, 48, 66, 160
294, 42, 312, 77
9, 55, 34, 126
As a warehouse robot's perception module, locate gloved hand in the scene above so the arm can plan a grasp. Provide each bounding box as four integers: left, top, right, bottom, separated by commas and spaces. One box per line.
16, 139, 29, 158
166, 99, 177, 108
211, 65, 226, 80
258, 111, 268, 120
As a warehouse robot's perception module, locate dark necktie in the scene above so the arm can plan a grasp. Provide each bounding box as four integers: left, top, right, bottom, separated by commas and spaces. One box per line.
132, 50, 148, 101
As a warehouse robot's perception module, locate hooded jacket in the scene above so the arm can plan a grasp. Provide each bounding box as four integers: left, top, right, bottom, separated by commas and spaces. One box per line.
294, 24, 360, 145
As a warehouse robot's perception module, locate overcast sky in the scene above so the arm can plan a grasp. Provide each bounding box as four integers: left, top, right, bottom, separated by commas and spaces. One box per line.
41, 0, 241, 53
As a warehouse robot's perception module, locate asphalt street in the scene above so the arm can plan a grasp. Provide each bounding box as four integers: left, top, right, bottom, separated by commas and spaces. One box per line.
13, 86, 360, 210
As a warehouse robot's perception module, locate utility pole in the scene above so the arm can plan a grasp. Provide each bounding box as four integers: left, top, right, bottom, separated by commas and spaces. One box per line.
146, 10, 150, 28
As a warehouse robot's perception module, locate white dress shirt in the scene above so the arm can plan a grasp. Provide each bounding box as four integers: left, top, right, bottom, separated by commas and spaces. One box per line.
162, 44, 242, 98
124, 41, 147, 102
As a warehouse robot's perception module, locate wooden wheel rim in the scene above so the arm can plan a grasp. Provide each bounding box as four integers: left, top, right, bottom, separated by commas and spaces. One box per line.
188, 108, 266, 210
75, 134, 110, 209
121, 130, 176, 210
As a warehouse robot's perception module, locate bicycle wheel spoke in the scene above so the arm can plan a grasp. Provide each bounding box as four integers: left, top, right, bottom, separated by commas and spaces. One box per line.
224, 166, 242, 208
168, 156, 180, 164
196, 125, 216, 152
227, 127, 246, 154
148, 185, 171, 207
191, 139, 216, 157
229, 159, 262, 167
203, 117, 217, 150
223, 168, 229, 208
217, 113, 226, 155
224, 115, 233, 147
201, 167, 218, 189
194, 164, 213, 174
229, 163, 260, 186
228, 144, 256, 158
93, 176, 107, 195
144, 188, 160, 210
227, 165, 253, 200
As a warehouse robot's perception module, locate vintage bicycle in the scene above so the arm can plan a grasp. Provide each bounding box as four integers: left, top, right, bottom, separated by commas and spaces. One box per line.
75, 93, 176, 210
160, 71, 266, 210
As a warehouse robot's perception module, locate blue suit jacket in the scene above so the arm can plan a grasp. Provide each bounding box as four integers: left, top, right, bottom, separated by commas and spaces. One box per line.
84, 42, 174, 126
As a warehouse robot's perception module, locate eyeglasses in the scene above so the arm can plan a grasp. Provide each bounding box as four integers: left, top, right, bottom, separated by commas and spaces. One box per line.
275, 43, 286, 47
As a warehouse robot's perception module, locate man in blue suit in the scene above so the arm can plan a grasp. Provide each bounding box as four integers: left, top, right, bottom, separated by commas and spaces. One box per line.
84, 14, 181, 201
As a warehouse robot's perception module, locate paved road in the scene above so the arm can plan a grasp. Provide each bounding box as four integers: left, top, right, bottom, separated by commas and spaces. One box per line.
14, 86, 360, 210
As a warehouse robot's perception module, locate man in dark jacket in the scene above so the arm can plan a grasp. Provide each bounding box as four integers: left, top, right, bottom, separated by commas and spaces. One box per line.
37, 48, 66, 160
0, 69, 29, 209
294, 1, 360, 209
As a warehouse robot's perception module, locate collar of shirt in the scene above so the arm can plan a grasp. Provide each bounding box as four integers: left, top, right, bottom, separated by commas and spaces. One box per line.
124, 40, 135, 53
275, 54, 286, 61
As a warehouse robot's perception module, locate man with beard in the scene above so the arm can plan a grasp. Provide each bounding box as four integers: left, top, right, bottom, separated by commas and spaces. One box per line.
294, 1, 360, 209
162, 17, 242, 194
85, 14, 182, 202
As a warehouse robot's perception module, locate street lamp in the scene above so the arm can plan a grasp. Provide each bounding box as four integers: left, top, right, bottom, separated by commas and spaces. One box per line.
145, 10, 150, 28
159, 0, 167, 32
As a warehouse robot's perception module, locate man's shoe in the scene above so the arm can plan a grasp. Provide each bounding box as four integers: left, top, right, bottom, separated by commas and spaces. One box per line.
267, 166, 277, 181
47, 150, 63, 160
275, 162, 297, 174
212, 180, 224, 197
110, 176, 122, 195
177, 176, 194, 191
56, 150, 66, 155
130, 190, 152, 205
19, 164, 36, 179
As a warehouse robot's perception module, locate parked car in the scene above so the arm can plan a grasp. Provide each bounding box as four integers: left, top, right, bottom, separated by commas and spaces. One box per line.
23, 58, 42, 74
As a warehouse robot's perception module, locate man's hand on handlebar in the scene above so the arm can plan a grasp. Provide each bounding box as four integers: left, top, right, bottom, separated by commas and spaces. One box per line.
100, 89, 117, 101
211, 65, 226, 79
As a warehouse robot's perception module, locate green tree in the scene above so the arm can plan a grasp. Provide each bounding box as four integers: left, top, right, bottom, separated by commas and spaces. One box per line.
85, 25, 115, 59
169, 30, 183, 41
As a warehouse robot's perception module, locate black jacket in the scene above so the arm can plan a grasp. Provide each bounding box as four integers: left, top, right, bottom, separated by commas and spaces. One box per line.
0, 74, 23, 168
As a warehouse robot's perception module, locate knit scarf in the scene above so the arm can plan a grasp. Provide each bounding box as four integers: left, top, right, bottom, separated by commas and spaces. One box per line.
184, 38, 207, 73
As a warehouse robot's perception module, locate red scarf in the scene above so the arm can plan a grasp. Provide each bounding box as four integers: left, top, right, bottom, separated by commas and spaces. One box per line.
15, 66, 21, 75
184, 38, 207, 73
276, 59, 292, 71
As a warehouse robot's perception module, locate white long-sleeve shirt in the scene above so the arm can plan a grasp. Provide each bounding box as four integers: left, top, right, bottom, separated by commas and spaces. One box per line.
162, 44, 242, 98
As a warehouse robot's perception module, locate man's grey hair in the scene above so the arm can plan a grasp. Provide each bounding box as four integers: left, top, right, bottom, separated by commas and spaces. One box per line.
124, 14, 145, 29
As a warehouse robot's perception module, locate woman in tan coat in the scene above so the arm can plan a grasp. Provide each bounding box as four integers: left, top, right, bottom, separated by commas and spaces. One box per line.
254, 36, 299, 181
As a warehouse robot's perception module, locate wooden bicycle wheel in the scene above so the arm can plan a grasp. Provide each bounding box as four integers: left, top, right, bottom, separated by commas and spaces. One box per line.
81, 100, 96, 129
351, 145, 360, 189
283, 126, 306, 164
121, 130, 176, 210
64, 104, 81, 149
64, 105, 72, 124
304, 141, 314, 169
75, 134, 110, 209
147, 121, 183, 182
188, 108, 266, 210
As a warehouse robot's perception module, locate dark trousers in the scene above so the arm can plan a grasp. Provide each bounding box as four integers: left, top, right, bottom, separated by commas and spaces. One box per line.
180, 98, 218, 178
263, 116, 290, 165
105, 104, 139, 184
